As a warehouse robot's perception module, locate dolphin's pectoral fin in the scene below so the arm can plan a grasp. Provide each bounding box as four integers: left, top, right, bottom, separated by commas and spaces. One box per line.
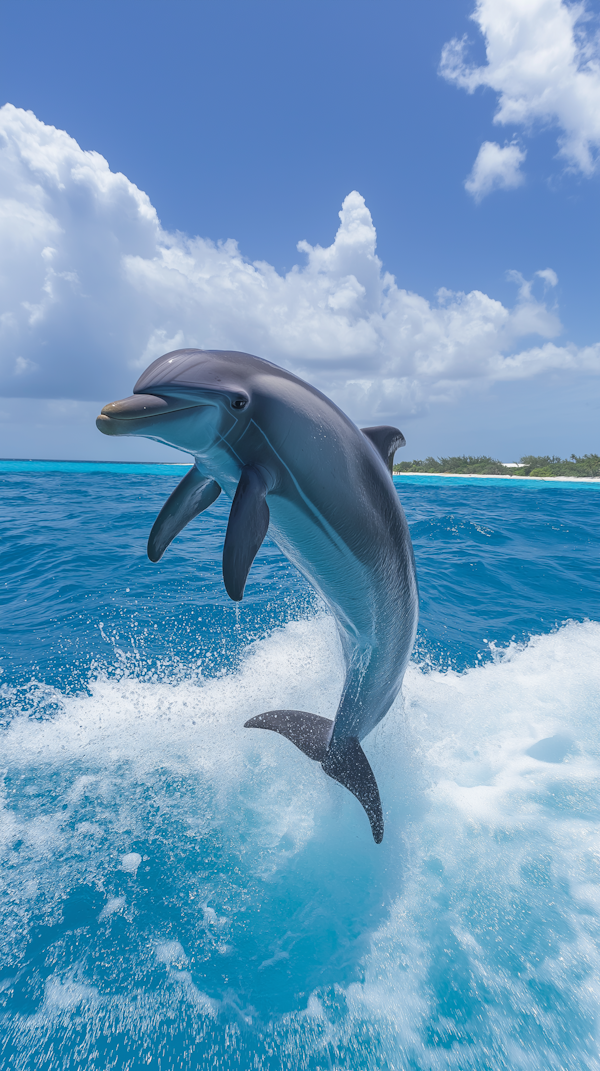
245, 709, 332, 761
361, 426, 406, 475
245, 711, 384, 843
148, 466, 221, 562
223, 465, 270, 601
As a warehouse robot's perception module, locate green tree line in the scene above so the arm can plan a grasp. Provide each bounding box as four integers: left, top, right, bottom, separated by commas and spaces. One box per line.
393, 454, 600, 478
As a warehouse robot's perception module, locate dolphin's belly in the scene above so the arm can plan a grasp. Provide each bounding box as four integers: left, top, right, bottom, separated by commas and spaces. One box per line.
266, 488, 418, 731
267, 494, 379, 635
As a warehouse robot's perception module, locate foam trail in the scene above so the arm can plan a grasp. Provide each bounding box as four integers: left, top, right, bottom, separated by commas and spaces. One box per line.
1, 619, 600, 1069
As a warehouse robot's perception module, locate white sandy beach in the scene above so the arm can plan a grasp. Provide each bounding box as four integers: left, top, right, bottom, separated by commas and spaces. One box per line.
394, 472, 600, 483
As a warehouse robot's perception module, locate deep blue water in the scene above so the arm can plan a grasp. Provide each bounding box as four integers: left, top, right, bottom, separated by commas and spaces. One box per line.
1, 463, 599, 1070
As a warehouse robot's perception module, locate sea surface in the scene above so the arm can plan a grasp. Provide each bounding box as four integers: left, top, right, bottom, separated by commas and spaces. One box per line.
1, 461, 600, 1070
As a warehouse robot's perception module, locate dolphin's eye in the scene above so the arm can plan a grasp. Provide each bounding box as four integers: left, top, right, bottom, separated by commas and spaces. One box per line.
231, 398, 247, 410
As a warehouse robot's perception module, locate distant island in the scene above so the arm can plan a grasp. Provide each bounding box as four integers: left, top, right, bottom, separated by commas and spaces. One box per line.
393, 454, 600, 478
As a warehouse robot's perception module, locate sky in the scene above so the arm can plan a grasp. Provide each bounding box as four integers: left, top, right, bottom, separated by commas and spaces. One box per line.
0, 0, 599, 463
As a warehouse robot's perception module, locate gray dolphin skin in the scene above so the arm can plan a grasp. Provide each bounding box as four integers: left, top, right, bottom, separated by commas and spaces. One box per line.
97, 349, 418, 842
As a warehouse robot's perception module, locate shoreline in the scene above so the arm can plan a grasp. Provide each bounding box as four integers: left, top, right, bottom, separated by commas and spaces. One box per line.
394, 472, 600, 483
1, 459, 599, 484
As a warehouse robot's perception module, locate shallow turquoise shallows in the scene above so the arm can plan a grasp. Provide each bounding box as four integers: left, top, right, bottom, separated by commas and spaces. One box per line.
1, 463, 600, 1070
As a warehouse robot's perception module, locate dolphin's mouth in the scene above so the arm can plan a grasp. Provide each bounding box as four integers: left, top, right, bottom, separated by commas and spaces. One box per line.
96, 393, 204, 435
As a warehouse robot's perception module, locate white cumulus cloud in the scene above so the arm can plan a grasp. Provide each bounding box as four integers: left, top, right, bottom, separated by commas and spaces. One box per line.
0, 103, 598, 430
441, 0, 600, 185
465, 141, 526, 201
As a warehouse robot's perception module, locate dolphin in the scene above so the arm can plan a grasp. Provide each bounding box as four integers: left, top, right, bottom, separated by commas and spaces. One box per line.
97, 349, 418, 842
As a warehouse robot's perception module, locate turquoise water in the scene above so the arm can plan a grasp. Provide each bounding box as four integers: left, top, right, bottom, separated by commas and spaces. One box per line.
1, 463, 600, 1070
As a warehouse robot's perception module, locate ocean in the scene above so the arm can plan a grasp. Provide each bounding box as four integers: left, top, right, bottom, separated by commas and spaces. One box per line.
1, 461, 599, 1070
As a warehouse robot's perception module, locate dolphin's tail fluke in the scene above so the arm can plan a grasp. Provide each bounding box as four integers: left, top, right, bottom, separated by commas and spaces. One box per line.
244, 710, 384, 844
321, 736, 384, 844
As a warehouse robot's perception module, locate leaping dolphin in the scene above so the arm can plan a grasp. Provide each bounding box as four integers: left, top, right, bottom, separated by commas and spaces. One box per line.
97, 349, 418, 842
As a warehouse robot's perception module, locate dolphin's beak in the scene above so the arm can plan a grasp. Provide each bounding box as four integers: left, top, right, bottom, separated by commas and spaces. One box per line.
96, 393, 202, 436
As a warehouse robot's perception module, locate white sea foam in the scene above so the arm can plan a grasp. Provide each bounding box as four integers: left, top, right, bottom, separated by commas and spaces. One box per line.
2, 617, 600, 1068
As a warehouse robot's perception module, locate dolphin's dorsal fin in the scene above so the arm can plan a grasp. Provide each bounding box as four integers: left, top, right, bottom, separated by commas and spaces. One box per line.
223, 465, 270, 601
361, 426, 406, 474
148, 466, 221, 562
245, 710, 384, 843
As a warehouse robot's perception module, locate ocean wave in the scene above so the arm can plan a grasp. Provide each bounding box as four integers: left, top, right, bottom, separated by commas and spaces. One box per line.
2, 618, 600, 1069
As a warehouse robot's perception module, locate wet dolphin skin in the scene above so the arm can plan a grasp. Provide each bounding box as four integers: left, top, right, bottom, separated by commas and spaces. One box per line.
97, 349, 419, 841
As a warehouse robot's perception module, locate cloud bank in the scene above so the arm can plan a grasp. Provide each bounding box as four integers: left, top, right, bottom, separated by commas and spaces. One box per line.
1, 104, 599, 428
442, 0, 600, 196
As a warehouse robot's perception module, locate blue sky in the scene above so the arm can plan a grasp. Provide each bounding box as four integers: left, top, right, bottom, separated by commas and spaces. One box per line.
0, 0, 599, 462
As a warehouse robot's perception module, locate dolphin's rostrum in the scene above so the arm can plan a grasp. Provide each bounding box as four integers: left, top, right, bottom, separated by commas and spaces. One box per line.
97, 349, 419, 842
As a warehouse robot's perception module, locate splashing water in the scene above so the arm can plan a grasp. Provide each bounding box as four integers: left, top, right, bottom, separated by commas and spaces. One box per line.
1, 463, 599, 1070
